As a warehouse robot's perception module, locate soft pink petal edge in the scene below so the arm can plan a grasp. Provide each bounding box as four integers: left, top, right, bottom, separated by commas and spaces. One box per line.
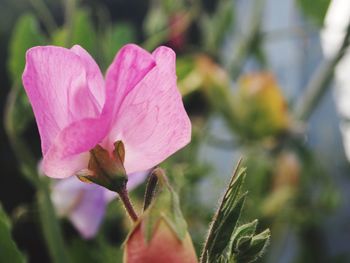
109, 46, 192, 174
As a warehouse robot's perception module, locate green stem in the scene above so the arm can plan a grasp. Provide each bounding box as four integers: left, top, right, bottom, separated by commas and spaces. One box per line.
227, 0, 265, 80
29, 0, 57, 33
63, 0, 78, 47
37, 180, 71, 263
295, 22, 350, 121
4, 85, 70, 263
118, 186, 138, 222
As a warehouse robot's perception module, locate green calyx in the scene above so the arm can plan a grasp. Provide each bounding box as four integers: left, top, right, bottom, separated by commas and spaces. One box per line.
143, 168, 188, 243
124, 168, 188, 246
76, 141, 128, 193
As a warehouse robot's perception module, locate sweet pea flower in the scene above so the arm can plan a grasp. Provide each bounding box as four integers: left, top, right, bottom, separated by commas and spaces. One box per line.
51, 171, 148, 239
22, 44, 191, 179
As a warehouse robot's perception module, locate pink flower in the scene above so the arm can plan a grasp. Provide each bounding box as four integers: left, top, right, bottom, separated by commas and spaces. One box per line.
22, 44, 191, 179
51, 171, 148, 239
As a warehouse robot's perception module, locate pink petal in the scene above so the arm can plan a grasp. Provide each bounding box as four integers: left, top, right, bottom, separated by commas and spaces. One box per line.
69, 186, 106, 239
52, 171, 149, 239
70, 45, 105, 109
22, 46, 103, 154
42, 118, 109, 178
103, 44, 156, 143
107, 46, 191, 174
51, 177, 107, 239
23, 46, 109, 178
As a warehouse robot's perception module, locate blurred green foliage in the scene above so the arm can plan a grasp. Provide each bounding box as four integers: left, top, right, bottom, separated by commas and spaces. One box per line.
297, 0, 331, 25
1, 0, 348, 262
0, 205, 25, 263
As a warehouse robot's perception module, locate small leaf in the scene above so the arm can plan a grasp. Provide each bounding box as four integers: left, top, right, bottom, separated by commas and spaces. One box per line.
236, 229, 271, 263
201, 160, 246, 262
230, 220, 258, 253
0, 204, 26, 263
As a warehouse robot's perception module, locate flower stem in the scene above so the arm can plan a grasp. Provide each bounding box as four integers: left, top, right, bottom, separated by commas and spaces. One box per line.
37, 180, 71, 263
118, 186, 138, 222
295, 21, 350, 121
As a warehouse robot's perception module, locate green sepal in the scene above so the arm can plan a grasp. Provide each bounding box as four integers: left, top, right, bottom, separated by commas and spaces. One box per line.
230, 220, 258, 254
235, 229, 271, 263
143, 168, 187, 243
77, 142, 127, 193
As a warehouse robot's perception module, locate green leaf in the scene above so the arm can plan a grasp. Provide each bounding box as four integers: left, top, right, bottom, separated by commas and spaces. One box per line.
0, 204, 26, 263
200, 161, 271, 263
201, 161, 247, 262
208, 192, 247, 261
297, 0, 330, 26
8, 14, 45, 82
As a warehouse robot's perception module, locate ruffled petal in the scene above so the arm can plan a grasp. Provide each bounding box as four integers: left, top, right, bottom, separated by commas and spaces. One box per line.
42, 118, 109, 178
107, 46, 191, 174
22, 46, 103, 154
103, 44, 156, 146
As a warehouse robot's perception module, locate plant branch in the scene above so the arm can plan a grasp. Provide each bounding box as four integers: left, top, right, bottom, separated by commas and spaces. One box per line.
295, 22, 350, 121
29, 0, 58, 33
227, 0, 265, 80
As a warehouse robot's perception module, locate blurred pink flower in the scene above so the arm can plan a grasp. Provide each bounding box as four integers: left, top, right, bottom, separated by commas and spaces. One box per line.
51, 171, 148, 239
22, 44, 191, 179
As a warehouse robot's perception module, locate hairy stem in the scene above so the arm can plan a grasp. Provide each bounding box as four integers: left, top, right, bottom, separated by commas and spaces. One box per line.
118, 186, 139, 222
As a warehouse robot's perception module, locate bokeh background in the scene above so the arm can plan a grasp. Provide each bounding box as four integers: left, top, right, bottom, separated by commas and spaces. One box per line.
1, 0, 350, 262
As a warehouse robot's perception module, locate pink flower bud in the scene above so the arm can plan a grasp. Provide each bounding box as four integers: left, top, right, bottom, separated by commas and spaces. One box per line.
124, 219, 198, 263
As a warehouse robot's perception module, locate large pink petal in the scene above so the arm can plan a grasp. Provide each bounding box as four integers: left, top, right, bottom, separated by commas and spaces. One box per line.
107, 46, 191, 174
22, 46, 102, 154
103, 44, 156, 144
